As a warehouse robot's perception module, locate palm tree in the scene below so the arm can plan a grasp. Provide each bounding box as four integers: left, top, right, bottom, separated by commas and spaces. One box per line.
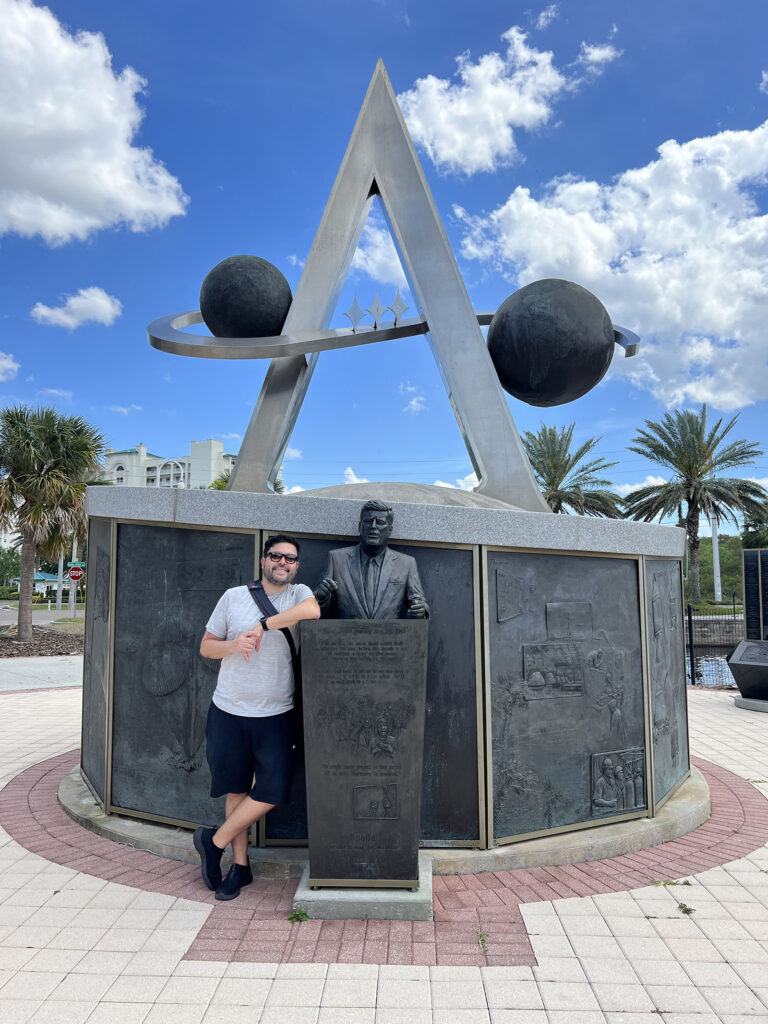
624, 405, 768, 602
0, 406, 105, 641
522, 423, 624, 517
208, 469, 231, 490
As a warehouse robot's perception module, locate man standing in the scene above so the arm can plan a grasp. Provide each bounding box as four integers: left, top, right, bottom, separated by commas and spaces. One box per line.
194, 535, 320, 900
314, 500, 428, 620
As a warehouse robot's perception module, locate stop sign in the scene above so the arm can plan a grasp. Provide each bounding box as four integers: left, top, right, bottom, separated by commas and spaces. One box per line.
68, 566, 84, 582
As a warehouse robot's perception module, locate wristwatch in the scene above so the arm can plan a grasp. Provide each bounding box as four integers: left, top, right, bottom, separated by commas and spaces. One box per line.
262, 616, 270, 631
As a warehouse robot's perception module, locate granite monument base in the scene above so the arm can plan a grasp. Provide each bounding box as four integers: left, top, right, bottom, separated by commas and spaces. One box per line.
82, 486, 690, 857
728, 640, 768, 701
301, 619, 429, 888
293, 854, 433, 920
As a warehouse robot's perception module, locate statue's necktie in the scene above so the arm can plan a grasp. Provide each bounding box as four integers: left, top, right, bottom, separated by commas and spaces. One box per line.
364, 558, 377, 614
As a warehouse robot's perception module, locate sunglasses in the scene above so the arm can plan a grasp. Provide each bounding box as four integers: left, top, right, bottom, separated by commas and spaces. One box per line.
265, 551, 299, 564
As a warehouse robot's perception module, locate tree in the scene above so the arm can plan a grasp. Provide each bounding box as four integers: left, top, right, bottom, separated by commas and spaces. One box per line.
208, 469, 231, 490
742, 512, 768, 550
522, 423, 624, 517
0, 545, 20, 587
624, 405, 768, 602
0, 406, 105, 640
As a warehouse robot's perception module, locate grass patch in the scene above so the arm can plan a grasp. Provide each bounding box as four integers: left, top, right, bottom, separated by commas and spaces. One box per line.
49, 618, 85, 635
288, 908, 309, 923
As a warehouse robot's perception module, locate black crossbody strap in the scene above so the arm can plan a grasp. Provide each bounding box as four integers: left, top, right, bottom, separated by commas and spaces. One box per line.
247, 581, 300, 671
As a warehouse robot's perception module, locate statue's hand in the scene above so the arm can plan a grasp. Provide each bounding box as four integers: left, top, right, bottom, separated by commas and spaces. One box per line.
406, 596, 428, 618
314, 577, 338, 604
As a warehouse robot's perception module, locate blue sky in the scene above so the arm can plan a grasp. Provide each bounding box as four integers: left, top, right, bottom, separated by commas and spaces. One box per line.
1, 0, 767, 518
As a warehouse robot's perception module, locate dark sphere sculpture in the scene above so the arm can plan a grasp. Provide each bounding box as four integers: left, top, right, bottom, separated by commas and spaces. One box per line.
487, 278, 615, 407
199, 255, 292, 338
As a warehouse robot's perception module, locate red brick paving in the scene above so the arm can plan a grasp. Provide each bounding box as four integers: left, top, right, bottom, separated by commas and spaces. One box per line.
0, 752, 766, 966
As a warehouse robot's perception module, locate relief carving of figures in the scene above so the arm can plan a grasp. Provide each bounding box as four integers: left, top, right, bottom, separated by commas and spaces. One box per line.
593, 677, 627, 747
319, 696, 415, 758
353, 783, 398, 819
591, 748, 645, 815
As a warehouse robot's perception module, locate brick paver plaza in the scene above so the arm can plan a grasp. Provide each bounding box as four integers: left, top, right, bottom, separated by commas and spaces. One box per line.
1, 661, 768, 1022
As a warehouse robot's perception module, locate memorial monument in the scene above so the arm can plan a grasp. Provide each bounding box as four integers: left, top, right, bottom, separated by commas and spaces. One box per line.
303, 500, 429, 888
78, 62, 695, 907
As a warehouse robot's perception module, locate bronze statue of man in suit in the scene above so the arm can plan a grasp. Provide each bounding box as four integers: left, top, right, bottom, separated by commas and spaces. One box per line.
314, 500, 429, 620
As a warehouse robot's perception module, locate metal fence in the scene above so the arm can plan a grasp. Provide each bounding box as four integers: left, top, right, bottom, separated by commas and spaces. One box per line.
684, 604, 742, 687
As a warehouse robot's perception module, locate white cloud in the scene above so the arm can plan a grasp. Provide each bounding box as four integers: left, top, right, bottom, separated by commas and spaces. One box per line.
39, 388, 71, 400
0, 352, 19, 381
284, 447, 302, 460
285, 485, 305, 494
457, 120, 768, 410
612, 475, 667, 498
397, 25, 620, 176
218, 432, 241, 440
31, 286, 122, 328
535, 5, 559, 30
352, 216, 407, 289
404, 396, 426, 414
108, 404, 142, 415
287, 254, 305, 268
760, 71, 768, 95
434, 471, 479, 490
344, 466, 370, 484
0, 0, 187, 245
578, 41, 623, 72
399, 381, 426, 414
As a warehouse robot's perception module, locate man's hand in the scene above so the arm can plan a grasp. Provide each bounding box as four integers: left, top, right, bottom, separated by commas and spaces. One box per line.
314, 577, 338, 605
406, 596, 429, 618
230, 626, 263, 662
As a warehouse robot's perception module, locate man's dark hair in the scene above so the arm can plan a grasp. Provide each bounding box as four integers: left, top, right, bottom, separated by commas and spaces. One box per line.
359, 499, 394, 525
263, 534, 301, 556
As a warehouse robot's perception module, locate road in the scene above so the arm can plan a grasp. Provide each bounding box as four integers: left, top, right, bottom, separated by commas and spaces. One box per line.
0, 607, 79, 626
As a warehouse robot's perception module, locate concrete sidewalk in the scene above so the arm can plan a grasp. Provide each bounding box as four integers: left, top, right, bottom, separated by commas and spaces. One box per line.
0, 655, 83, 691
1, 662, 767, 1022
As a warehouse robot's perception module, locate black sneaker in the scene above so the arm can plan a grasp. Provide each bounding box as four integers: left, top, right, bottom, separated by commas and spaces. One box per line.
215, 863, 253, 901
193, 826, 223, 891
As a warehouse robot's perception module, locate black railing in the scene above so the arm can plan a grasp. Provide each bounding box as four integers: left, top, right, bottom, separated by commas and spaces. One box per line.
684, 603, 742, 687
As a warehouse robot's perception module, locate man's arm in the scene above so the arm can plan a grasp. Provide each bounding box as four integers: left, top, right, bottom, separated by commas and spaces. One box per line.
261, 595, 321, 632
200, 630, 261, 662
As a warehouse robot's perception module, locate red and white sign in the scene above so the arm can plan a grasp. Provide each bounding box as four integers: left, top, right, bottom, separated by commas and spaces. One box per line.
68, 566, 84, 582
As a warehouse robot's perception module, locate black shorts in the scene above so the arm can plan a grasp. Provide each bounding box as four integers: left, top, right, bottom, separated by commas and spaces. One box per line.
205, 702, 295, 805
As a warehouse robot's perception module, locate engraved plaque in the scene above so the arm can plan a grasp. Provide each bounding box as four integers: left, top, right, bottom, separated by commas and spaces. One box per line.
546, 602, 593, 639
727, 640, 768, 700
488, 551, 647, 841
82, 517, 112, 804
496, 569, 524, 622
302, 619, 429, 886
645, 559, 689, 805
743, 550, 761, 640
111, 524, 255, 824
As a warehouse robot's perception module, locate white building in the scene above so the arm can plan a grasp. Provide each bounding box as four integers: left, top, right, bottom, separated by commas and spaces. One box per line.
101, 440, 237, 490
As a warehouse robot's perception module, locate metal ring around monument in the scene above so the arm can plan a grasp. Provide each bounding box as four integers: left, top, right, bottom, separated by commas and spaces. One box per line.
147, 310, 640, 361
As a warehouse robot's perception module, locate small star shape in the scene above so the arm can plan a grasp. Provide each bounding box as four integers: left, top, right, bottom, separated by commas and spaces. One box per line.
388, 289, 409, 326
367, 293, 387, 328
344, 295, 366, 332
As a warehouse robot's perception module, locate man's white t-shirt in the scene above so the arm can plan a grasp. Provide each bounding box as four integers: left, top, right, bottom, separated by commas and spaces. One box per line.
205, 583, 314, 717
